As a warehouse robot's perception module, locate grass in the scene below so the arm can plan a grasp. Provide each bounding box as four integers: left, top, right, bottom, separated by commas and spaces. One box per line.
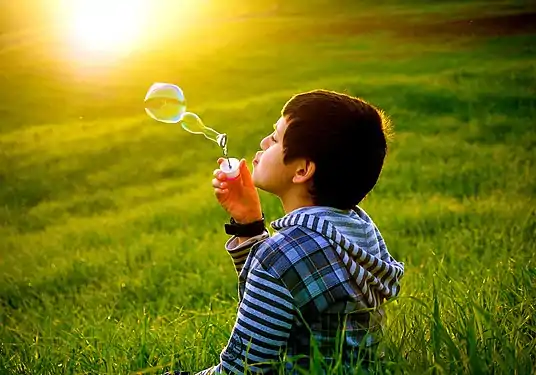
1, 0, 535, 373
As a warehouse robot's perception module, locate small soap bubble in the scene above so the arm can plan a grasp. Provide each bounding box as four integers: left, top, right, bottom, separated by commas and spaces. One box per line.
179, 112, 225, 146
179, 112, 229, 158
144, 83, 186, 123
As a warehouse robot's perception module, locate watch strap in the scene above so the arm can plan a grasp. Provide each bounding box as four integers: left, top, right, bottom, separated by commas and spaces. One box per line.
224, 215, 266, 237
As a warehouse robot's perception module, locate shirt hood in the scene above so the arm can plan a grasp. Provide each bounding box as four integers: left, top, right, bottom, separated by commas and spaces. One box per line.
270, 206, 404, 307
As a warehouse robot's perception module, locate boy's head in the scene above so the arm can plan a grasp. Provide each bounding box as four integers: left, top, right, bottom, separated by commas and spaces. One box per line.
252, 89, 390, 210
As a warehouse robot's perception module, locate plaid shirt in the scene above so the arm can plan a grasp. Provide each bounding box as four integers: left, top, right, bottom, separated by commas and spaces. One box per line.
197, 206, 404, 374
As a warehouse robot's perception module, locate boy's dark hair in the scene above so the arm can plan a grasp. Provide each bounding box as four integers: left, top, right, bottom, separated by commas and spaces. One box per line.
281, 89, 390, 210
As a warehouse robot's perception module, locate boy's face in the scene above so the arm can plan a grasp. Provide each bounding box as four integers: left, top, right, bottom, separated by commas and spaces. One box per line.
252, 116, 299, 196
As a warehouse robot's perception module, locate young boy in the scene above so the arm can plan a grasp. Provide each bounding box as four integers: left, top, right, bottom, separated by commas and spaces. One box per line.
198, 90, 404, 374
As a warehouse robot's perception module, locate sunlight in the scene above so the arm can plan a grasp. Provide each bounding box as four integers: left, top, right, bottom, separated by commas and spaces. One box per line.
64, 0, 147, 55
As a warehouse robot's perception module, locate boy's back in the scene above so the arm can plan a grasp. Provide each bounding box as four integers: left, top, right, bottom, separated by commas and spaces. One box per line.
197, 206, 403, 374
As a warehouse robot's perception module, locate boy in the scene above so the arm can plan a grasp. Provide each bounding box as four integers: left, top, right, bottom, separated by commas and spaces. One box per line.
199, 90, 404, 374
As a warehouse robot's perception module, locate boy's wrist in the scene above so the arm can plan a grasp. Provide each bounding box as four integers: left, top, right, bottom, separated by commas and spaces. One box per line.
237, 237, 252, 245
233, 213, 263, 224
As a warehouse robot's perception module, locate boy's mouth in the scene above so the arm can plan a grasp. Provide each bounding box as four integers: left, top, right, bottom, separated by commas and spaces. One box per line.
253, 152, 262, 165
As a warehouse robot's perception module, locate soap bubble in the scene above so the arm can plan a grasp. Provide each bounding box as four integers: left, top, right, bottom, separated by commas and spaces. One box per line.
179, 112, 228, 150
144, 83, 230, 162
144, 83, 186, 123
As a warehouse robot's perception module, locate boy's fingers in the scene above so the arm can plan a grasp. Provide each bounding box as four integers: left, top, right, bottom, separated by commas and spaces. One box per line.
217, 157, 225, 165
214, 188, 227, 198
239, 159, 255, 187
212, 169, 227, 180
212, 178, 228, 189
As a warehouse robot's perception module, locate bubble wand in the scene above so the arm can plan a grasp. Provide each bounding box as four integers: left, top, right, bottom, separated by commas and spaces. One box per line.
144, 83, 239, 178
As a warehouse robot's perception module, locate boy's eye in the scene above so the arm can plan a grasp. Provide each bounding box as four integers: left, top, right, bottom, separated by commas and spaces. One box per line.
271, 134, 277, 142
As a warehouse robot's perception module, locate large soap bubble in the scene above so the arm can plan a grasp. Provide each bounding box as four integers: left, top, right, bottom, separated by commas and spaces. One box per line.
144, 83, 186, 123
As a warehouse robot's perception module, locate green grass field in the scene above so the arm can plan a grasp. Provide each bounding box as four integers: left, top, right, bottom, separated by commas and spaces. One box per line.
1, 0, 535, 373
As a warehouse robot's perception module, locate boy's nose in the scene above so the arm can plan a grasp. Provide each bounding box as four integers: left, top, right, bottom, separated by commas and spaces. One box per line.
260, 136, 269, 150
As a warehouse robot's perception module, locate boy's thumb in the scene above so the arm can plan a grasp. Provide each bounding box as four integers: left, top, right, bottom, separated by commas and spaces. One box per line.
239, 159, 254, 187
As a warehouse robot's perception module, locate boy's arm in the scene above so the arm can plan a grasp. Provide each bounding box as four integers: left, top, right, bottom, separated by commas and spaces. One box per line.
225, 230, 270, 274
195, 267, 295, 375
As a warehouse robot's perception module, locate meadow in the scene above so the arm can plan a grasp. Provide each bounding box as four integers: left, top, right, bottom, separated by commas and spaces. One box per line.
0, 0, 535, 373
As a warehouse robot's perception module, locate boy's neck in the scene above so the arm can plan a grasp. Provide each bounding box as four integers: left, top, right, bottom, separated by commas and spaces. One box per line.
280, 189, 315, 214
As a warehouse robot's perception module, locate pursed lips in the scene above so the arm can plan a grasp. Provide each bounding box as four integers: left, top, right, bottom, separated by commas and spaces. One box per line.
253, 151, 263, 165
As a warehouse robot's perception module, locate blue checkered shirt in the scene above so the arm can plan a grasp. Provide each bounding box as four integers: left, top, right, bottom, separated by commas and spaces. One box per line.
197, 206, 404, 374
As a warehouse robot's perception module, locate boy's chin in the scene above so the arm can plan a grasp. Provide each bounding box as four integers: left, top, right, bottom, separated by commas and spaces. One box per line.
251, 174, 261, 188
251, 173, 265, 191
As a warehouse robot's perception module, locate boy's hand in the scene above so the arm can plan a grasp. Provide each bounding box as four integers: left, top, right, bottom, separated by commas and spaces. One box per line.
212, 158, 263, 224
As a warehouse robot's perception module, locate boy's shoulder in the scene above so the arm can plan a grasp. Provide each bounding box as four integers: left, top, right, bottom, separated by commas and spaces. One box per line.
250, 225, 333, 276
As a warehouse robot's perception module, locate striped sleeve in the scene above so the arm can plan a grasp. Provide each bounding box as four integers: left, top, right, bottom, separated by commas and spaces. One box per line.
225, 230, 270, 274
196, 267, 295, 374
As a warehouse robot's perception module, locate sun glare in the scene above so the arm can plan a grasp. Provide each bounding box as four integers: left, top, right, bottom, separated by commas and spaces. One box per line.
65, 0, 147, 55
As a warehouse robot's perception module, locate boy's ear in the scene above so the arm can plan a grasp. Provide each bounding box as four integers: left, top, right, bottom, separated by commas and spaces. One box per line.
292, 159, 315, 184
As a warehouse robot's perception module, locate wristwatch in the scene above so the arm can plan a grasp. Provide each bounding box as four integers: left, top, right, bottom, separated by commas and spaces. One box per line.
224, 214, 266, 237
